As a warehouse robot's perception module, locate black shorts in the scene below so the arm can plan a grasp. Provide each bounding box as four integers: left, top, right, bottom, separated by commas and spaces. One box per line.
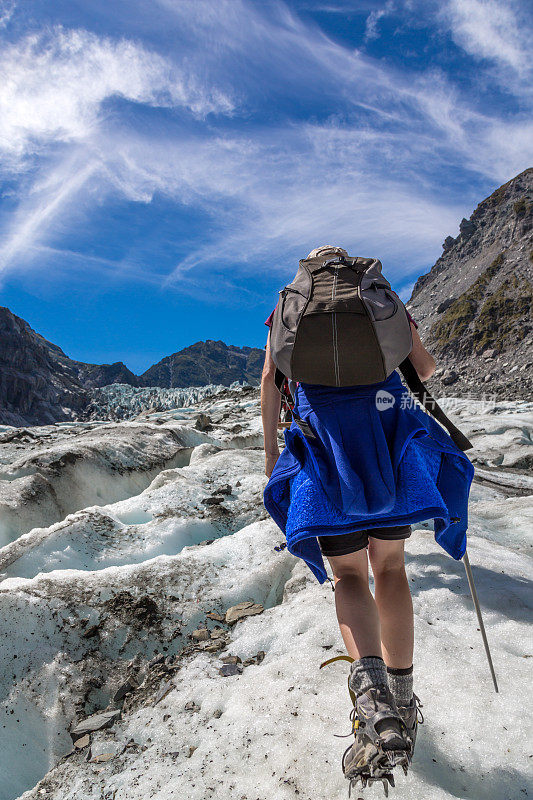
318, 525, 412, 557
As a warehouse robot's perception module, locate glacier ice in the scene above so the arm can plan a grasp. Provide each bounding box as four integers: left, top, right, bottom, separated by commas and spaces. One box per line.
0, 385, 530, 800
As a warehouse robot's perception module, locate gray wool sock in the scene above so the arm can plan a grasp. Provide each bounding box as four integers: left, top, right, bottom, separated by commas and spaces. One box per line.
349, 656, 388, 697
387, 665, 413, 708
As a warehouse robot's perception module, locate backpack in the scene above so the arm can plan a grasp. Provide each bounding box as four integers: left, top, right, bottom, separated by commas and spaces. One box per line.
269, 252, 412, 386
269, 251, 473, 452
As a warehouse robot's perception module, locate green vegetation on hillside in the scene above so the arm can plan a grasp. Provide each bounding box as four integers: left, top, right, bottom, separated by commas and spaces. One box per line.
430, 253, 506, 350
513, 197, 531, 217
472, 275, 533, 353
431, 246, 533, 355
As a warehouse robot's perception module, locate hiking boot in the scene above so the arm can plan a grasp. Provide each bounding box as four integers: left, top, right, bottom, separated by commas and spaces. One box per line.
342, 685, 411, 794
397, 693, 424, 761
355, 685, 410, 753
342, 720, 396, 782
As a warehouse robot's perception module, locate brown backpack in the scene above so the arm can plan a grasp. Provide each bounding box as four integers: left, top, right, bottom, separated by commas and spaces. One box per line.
269, 250, 473, 452
269, 252, 412, 386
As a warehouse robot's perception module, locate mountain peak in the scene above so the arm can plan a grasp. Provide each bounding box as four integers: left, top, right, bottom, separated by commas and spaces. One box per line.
408, 168, 532, 399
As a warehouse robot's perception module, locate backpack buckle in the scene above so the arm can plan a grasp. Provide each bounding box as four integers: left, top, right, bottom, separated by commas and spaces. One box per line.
293, 415, 319, 442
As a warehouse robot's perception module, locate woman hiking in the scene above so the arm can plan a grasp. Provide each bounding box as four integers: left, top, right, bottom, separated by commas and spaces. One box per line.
261, 245, 474, 795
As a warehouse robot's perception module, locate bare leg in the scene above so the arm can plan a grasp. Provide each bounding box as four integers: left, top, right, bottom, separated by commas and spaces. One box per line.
368, 538, 413, 669
326, 548, 382, 660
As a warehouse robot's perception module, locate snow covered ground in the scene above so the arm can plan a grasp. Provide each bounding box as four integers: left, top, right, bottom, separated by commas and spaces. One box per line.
0, 386, 531, 800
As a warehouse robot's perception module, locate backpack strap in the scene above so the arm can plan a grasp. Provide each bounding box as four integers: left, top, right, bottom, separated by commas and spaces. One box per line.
398, 358, 473, 452
274, 369, 318, 441
274, 367, 286, 394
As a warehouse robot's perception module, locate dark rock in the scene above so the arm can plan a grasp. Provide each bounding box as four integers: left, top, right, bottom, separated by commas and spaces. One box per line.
0, 307, 90, 426
113, 679, 137, 703
218, 663, 242, 677
436, 298, 455, 314
191, 628, 210, 641
201, 496, 224, 505
207, 504, 230, 516
78, 362, 140, 390
441, 369, 459, 386
220, 655, 242, 665
409, 169, 532, 399
103, 592, 162, 629
195, 413, 213, 431
442, 236, 456, 251
152, 680, 175, 706
459, 218, 476, 238
213, 709, 223, 718
139, 340, 263, 388
82, 624, 100, 639
206, 611, 225, 622
209, 627, 227, 639
70, 709, 121, 739
217, 484, 232, 495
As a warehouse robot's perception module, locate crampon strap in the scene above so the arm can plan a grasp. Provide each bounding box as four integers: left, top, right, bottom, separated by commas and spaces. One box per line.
320, 655, 356, 708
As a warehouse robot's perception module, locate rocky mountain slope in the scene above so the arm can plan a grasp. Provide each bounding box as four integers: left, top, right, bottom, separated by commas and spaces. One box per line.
0, 307, 89, 427
77, 361, 141, 390
407, 168, 532, 399
0, 308, 264, 426
139, 340, 264, 388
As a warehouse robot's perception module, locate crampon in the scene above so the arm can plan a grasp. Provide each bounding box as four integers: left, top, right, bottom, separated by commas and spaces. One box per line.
341, 704, 411, 798
320, 655, 413, 798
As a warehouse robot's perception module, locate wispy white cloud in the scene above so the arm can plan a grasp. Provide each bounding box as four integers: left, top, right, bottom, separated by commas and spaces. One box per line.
0, 23, 236, 269
444, 0, 531, 81
364, 1, 395, 41
0, 0, 531, 297
0, 155, 99, 272
92, 124, 465, 285
0, 25, 234, 167
0, 0, 15, 29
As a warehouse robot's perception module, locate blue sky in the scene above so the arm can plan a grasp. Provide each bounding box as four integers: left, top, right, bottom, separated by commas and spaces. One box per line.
0, 0, 532, 373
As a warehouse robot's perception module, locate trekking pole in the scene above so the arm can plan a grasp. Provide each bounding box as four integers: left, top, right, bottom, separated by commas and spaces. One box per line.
462, 549, 499, 693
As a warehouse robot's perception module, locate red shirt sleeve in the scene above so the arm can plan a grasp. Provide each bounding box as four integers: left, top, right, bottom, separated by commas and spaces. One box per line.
405, 309, 418, 329
265, 306, 277, 327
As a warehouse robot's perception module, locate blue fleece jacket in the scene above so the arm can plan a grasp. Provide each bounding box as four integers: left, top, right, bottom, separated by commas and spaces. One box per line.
263, 370, 475, 583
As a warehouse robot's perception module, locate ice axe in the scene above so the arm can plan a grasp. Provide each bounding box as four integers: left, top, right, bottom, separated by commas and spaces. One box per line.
462, 549, 499, 693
